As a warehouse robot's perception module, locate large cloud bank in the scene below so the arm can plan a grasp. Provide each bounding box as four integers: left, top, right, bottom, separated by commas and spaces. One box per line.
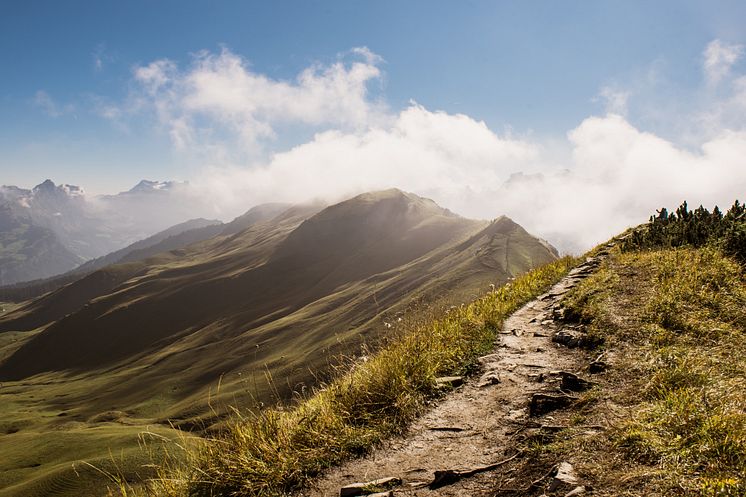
123, 44, 746, 254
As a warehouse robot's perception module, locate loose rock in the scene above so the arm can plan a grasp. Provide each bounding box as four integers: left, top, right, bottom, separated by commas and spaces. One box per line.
528, 372, 545, 383
589, 360, 608, 373
552, 307, 567, 320
529, 393, 575, 417
478, 373, 501, 387
553, 329, 583, 348
547, 461, 579, 492
565, 486, 586, 496
559, 372, 593, 392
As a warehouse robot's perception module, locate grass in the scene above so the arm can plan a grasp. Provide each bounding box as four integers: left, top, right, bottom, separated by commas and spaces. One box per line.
121, 256, 577, 496
0, 425, 180, 497
522, 246, 746, 496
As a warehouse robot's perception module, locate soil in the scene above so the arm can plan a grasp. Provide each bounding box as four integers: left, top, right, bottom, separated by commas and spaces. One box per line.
300, 256, 605, 497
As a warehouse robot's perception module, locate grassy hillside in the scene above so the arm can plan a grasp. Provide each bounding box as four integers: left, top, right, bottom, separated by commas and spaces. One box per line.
501, 201, 745, 496
0, 190, 559, 497
0, 203, 291, 303
73, 218, 223, 275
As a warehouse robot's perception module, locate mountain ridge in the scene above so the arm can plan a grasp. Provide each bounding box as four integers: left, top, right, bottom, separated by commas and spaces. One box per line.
0, 188, 560, 497
0, 189, 555, 393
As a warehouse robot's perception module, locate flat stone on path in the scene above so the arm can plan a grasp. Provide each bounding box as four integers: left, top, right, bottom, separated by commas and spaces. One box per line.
553, 329, 583, 348
340, 477, 401, 496
547, 461, 579, 492
435, 376, 464, 388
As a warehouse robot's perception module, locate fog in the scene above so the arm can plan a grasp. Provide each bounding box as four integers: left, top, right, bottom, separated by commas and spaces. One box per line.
118, 44, 746, 254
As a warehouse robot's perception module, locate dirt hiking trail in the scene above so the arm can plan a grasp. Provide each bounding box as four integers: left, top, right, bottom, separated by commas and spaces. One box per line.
300, 254, 608, 497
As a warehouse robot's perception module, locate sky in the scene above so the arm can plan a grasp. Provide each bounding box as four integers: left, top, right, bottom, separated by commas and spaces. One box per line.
1, 1, 745, 251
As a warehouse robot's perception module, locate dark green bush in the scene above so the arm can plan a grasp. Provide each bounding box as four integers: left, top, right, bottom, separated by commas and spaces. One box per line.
622, 200, 745, 263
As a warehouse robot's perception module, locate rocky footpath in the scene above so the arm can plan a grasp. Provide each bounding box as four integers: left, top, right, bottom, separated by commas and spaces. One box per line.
300, 253, 609, 497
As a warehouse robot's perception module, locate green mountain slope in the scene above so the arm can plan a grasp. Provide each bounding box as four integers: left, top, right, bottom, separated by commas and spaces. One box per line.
0, 204, 291, 303
138, 200, 744, 497
0, 189, 558, 497
73, 217, 223, 274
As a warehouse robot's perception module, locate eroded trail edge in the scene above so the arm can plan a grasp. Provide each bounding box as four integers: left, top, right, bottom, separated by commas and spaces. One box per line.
301, 254, 607, 497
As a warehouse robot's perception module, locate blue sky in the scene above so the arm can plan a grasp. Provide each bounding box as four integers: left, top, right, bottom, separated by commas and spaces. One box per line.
0, 1, 745, 251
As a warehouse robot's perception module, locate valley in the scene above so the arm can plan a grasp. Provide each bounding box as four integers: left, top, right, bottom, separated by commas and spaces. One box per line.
0, 189, 558, 496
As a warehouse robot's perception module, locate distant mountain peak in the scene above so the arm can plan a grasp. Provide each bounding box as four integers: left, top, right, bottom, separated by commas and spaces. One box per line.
33, 179, 57, 192
30, 179, 84, 198
127, 179, 184, 194
340, 188, 459, 219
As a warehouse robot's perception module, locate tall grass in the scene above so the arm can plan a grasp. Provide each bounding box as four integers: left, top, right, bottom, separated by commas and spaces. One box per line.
144, 257, 576, 496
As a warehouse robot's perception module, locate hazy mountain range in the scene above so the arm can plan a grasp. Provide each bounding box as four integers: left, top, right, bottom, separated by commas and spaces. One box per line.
0, 179, 221, 286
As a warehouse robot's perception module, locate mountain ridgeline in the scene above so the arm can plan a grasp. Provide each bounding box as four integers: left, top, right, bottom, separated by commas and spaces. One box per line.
0, 203, 293, 302
0, 190, 556, 410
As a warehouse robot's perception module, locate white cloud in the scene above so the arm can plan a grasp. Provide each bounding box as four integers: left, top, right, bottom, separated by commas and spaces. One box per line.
131, 47, 386, 156
495, 115, 746, 252
703, 39, 743, 85
134, 59, 177, 94
188, 110, 745, 254
109, 41, 746, 254
190, 104, 539, 211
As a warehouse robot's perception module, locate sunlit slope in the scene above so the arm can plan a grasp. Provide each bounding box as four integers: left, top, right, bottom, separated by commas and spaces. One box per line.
73, 217, 223, 274
0, 203, 321, 333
